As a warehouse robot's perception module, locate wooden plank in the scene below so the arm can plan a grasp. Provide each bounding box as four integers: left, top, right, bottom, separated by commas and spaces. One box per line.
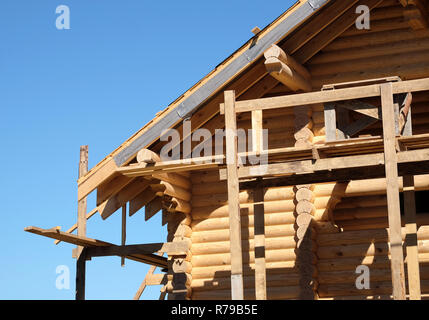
403, 175, 422, 300
220, 148, 429, 181
324, 103, 337, 142
343, 115, 378, 137
335, 100, 382, 120
25, 226, 168, 268
224, 90, 244, 300
380, 82, 406, 300
133, 265, 157, 300
254, 185, 267, 300
54, 207, 98, 245
96, 174, 133, 206
251, 110, 263, 153
129, 189, 157, 217
85, 242, 188, 258
121, 205, 126, 266
145, 197, 163, 221
223, 77, 429, 114
99, 178, 152, 220
76, 145, 88, 300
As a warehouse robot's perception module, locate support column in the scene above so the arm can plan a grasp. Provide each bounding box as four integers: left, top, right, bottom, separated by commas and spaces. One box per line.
380, 83, 406, 300
76, 145, 88, 300
294, 106, 318, 300
401, 105, 421, 300
224, 90, 244, 300
166, 211, 192, 300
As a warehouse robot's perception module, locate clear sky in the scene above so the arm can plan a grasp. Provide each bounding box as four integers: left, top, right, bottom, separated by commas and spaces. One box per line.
0, 0, 296, 299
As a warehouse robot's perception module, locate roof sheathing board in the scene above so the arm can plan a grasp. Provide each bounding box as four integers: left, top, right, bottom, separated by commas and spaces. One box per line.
112, 0, 329, 166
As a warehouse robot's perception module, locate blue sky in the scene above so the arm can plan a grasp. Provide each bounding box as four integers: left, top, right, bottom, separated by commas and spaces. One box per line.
0, 0, 296, 299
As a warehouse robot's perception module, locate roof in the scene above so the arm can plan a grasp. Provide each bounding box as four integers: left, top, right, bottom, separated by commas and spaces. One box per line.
77, 0, 330, 200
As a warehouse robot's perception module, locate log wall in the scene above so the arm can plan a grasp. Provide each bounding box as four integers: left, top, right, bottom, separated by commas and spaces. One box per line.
184, 1, 429, 300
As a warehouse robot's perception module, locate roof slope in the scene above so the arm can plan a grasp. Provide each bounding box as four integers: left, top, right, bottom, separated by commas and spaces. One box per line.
77, 0, 330, 200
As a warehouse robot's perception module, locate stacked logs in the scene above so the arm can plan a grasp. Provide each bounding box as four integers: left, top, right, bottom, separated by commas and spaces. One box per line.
293, 105, 318, 299
316, 226, 429, 299
166, 211, 193, 300
189, 170, 304, 300
136, 149, 193, 300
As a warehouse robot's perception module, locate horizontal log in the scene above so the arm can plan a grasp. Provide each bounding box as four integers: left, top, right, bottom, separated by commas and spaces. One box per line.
191, 211, 296, 232
192, 196, 335, 220
191, 236, 296, 255
318, 225, 429, 246
191, 189, 295, 207
191, 261, 299, 280
336, 214, 429, 232
310, 49, 429, 77
334, 206, 387, 221
312, 62, 429, 89
191, 224, 296, 244
310, 37, 429, 65
191, 286, 300, 300
318, 253, 429, 272
335, 195, 387, 209
318, 253, 429, 273
191, 272, 300, 291
318, 280, 429, 298
319, 266, 429, 285
191, 248, 298, 268
325, 28, 427, 52
318, 240, 429, 259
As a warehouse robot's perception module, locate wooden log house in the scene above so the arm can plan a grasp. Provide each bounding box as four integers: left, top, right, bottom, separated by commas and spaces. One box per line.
26, 0, 429, 300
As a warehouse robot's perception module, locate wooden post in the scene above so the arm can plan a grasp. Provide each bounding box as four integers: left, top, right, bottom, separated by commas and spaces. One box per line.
401, 110, 421, 300
251, 108, 266, 300
324, 103, 337, 142
76, 145, 88, 300
224, 90, 244, 300
380, 83, 406, 300
121, 204, 127, 266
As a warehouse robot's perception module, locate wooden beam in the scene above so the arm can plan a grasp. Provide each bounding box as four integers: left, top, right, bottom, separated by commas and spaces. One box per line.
25, 226, 168, 268
335, 100, 382, 120
54, 207, 98, 245
76, 145, 88, 300
403, 175, 422, 300
145, 197, 163, 220
380, 82, 406, 300
264, 57, 312, 92
324, 103, 337, 142
220, 148, 429, 181
129, 189, 157, 217
121, 205, 126, 266
224, 90, 244, 300
221, 77, 429, 114
99, 178, 152, 220
133, 265, 157, 300
85, 242, 188, 258
253, 185, 266, 300
264, 44, 311, 81
343, 114, 378, 137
